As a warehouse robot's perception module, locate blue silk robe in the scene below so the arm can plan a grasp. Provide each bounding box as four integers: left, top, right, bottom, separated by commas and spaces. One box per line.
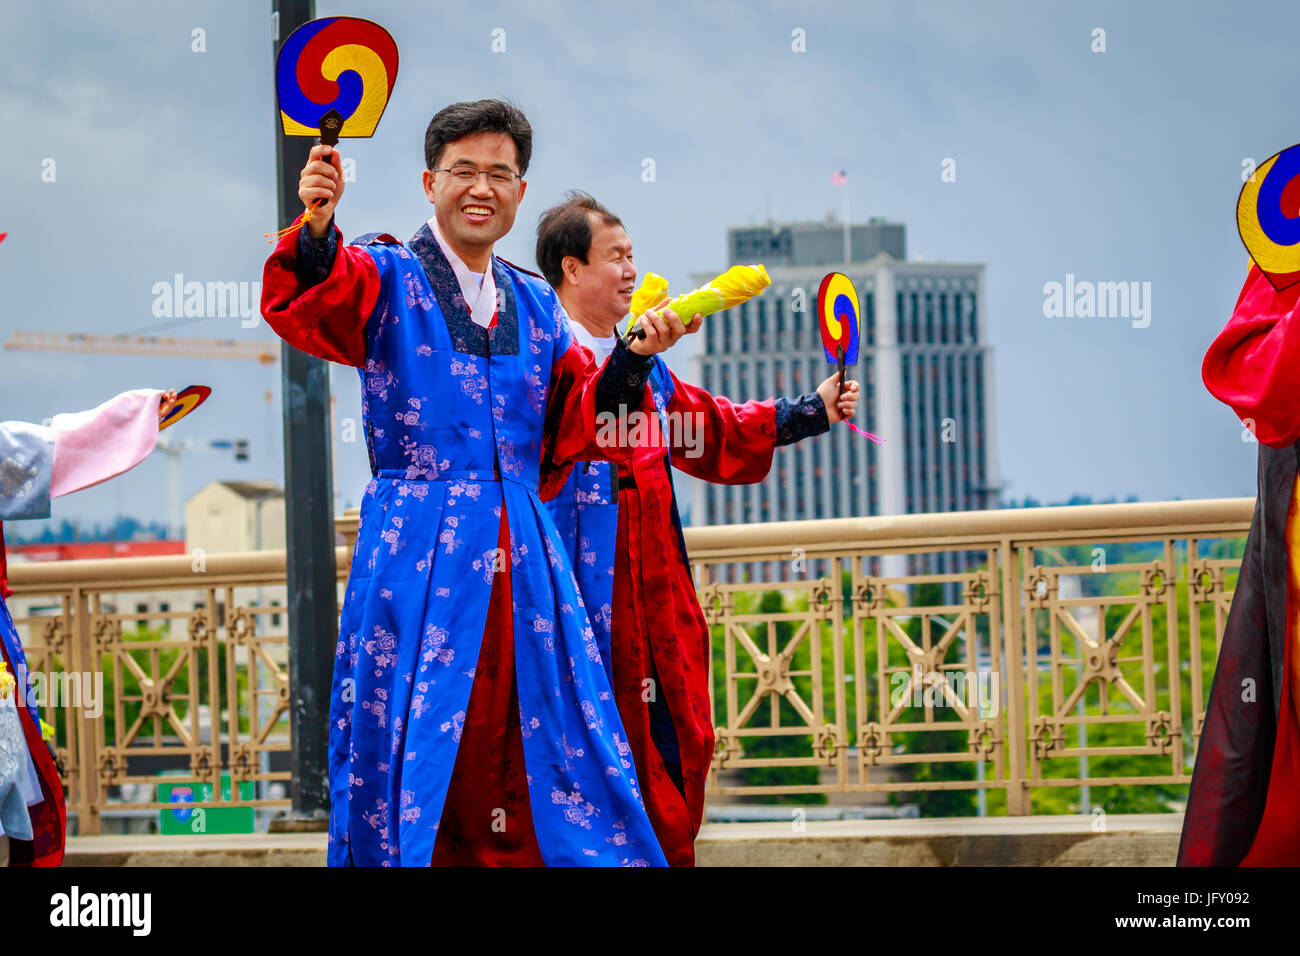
262, 223, 666, 866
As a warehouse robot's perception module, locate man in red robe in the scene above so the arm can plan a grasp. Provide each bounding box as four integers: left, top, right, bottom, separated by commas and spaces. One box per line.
536, 192, 860, 865
1, 388, 177, 866
1180, 263, 1300, 865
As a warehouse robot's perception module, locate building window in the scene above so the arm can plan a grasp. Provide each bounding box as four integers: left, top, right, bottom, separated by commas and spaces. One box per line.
864, 292, 875, 347
944, 353, 955, 509
918, 353, 928, 509
902, 354, 912, 512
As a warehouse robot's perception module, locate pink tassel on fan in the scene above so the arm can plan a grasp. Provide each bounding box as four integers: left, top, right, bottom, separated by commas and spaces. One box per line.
845, 421, 884, 444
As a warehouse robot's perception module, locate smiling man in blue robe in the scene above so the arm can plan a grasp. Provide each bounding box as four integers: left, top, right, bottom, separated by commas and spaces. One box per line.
261, 99, 691, 866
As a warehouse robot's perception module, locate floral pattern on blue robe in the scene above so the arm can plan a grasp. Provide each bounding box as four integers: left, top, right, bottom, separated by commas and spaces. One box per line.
327, 227, 665, 866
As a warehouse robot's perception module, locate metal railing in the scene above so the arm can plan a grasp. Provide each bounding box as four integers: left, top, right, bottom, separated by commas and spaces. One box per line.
5, 497, 1251, 829
681, 498, 1249, 813
6, 550, 345, 833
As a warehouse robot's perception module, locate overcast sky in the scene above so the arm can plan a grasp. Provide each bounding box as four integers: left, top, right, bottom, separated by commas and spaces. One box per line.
1, 0, 1293, 537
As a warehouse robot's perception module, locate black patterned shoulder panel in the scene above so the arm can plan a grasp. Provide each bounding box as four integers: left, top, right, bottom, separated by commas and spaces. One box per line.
407, 224, 519, 357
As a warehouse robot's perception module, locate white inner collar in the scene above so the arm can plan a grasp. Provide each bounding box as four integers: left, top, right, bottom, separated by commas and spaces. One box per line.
566, 315, 618, 358
428, 215, 498, 329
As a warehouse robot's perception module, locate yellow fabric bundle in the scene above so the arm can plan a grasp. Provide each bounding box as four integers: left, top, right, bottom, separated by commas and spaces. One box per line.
629, 265, 771, 324
0, 661, 13, 700
629, 273, 669, 317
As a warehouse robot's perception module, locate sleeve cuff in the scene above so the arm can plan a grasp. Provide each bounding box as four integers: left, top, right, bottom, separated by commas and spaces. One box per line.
0, 420, 53, 520
296, 218, 338, 288
595, 337, 656, 418
774, 391, 830, 446
50, 389, 160, 499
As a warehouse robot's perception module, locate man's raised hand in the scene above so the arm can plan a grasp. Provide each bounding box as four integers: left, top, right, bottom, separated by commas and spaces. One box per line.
299, 145, 345, 237
816, 375, 861, 424
629, 303, 703, 356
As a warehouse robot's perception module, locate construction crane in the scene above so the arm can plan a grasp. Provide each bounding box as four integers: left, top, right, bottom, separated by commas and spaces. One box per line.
156, 436, 250, 539
4, 330, 345, 526
4, 330, 280, 410
4, 330, 278, 364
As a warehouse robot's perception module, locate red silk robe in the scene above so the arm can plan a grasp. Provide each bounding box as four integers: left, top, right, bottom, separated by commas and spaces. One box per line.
1181, 264, 1300, 865
608, 371, 782, 866
1, 531, 66, 868
2, 388, 162, 866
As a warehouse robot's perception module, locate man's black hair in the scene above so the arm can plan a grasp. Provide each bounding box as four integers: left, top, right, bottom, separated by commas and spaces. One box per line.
424, 99, 532, 175
535, 191, 624, 288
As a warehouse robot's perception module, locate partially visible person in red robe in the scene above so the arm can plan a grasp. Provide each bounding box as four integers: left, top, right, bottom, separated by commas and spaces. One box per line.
1181, 263, 1300, 865
536, 192, 860, 865
1, 387, 177, 867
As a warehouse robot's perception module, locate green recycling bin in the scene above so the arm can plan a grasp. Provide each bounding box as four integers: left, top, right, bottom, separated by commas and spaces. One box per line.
156, 772, 256, 834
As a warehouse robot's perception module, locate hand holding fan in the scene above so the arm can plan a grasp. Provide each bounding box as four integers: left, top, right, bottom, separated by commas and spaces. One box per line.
265, 17, 399, 242
818, 272, 860, 401
817, 272, 882, 444
159, 385, 211, 431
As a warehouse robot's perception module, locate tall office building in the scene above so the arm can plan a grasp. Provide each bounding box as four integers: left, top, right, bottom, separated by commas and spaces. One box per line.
690, 217, 999, 583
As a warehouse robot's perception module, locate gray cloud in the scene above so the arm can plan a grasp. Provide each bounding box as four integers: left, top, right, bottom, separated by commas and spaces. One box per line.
1, 0, 1292, 538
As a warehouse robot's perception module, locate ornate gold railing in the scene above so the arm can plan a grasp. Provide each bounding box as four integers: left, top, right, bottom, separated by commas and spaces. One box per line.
6, 549, 347, 834
682, 498, 1250, 814
6, 497, 1252, 829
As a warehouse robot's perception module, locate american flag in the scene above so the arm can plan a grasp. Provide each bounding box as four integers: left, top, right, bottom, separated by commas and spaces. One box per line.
830, 170, 847, 187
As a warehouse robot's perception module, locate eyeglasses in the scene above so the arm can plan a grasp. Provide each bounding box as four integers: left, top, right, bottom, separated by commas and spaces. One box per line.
433, 165, 521, 187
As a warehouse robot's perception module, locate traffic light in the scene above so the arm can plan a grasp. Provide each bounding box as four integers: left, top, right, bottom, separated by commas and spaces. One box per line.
234, 439, 249, 463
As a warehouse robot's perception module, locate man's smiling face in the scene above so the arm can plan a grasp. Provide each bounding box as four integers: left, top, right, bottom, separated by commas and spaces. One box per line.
566, 217, 637, 330
422, 130, 527, 264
